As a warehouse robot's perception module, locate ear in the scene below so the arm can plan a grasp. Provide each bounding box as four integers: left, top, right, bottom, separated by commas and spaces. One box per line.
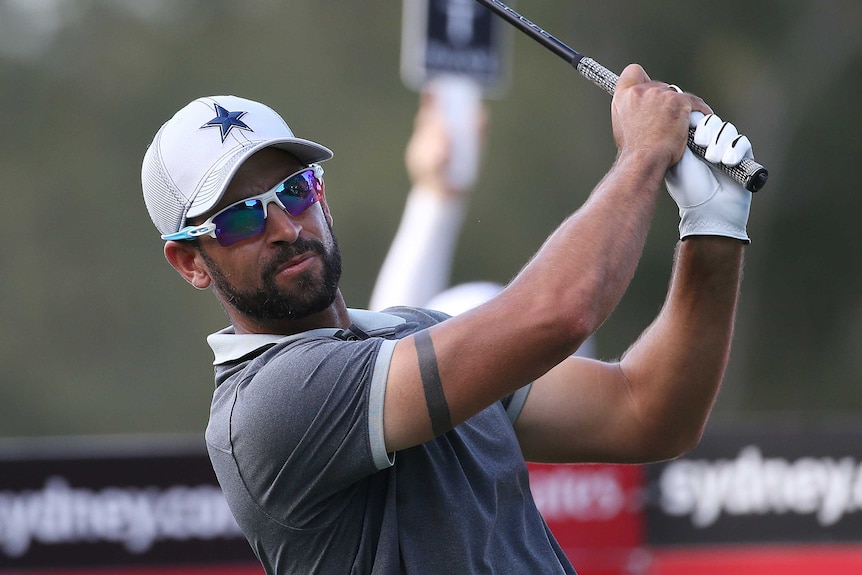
164, 241, 212, 290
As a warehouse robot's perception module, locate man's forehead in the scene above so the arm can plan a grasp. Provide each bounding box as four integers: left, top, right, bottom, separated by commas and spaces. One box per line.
215, 147, 303, 210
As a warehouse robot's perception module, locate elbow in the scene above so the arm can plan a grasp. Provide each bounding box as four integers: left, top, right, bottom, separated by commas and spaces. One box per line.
544, 286, 604, 352
665, 424, 708, 460
543, 310, 596, 358
616, 364, 722, 463
635, 418, 709, 463
557, 309, 597, 352
506, 285, 598, 356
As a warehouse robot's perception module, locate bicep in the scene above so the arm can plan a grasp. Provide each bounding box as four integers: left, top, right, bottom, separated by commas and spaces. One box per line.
383, 325, 517, 452
382, 333, 442, 452
382, 305, 570, 453
513, 356, 651, 464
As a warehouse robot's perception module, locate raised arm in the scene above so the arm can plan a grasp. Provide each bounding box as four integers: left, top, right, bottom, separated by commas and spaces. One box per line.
514, 111, 755, 464
382, 65, 703, 452
514, 237, 742, 464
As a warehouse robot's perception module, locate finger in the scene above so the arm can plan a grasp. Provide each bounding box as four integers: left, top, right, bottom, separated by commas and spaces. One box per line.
693, 113, 723, 147
705, 121, 739, 163
721, 134, 753, 166
688, 110, 706, 128
616, 63, 650, 91
687, 94, 713, 119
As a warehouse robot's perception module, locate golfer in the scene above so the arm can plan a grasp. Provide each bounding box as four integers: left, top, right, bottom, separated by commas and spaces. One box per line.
142, 64, 755, 574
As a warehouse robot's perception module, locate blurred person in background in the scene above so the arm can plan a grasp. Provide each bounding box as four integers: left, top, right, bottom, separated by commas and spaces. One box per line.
370, 86, 596, 357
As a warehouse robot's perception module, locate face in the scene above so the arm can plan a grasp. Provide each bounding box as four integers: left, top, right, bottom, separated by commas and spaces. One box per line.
193, 148, 342, 325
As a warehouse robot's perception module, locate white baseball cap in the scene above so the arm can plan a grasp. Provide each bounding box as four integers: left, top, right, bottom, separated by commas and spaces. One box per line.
141, 95, 333, 236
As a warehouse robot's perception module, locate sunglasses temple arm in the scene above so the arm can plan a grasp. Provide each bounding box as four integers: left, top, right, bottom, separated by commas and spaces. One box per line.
161, 223, 216, 241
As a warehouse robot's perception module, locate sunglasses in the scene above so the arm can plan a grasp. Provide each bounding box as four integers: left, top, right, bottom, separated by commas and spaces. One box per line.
162, 164, 324, 247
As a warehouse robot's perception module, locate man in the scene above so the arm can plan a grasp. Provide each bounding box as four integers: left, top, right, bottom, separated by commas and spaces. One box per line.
142, 64, 755, 574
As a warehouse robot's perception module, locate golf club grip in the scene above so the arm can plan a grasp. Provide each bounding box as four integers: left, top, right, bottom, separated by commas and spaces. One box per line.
577, 57, 767, 192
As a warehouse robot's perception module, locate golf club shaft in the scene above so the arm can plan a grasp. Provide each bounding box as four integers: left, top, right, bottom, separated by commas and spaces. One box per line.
474, 0, 768, 192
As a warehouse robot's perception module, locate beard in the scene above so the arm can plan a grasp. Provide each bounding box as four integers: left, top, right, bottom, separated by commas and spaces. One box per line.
200, 229, 342, 323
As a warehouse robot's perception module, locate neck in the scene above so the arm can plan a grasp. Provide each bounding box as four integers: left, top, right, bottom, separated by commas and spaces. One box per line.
228, 291, 352, 336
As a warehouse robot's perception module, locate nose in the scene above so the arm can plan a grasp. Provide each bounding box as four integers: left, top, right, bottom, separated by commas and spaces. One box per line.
264, 202, 302, 244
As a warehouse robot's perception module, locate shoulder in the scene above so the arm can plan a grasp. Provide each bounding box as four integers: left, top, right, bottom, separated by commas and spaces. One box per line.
379, 306, 451, 329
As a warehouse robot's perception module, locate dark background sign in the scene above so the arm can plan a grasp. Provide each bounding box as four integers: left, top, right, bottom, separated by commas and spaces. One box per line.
401, 0, 509, 92
0, 436, 257, 572
645, 423, 862, 545
6, 424, 862, 573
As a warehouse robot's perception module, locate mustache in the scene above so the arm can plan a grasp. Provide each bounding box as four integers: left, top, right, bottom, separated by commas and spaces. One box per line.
261, 237, 328, 278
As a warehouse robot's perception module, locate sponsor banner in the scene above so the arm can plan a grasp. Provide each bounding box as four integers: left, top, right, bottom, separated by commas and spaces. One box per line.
647, 545, 862, 575
529, 463, 645, 549
646, 424, 862, 545
0, 435, 257, 571
0, 435, 647, 571
8, 567, 263, 575
15, 424, 861, 572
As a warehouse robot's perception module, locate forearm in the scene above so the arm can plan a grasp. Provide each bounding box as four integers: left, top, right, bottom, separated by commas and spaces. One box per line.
504, 150, 668, 358
386, 151, 669, 451
619, 236, 744, 458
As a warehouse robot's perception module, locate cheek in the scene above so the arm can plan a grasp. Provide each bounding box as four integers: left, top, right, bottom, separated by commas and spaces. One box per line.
297, 206, 334, 242
204, 248, 260, 286
228, 252, 265, 282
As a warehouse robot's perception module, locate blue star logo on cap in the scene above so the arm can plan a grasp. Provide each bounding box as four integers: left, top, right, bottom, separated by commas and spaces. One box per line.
201, 104, 252, 142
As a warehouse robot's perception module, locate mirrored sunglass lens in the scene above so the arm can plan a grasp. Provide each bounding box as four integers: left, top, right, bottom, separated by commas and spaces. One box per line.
277, 170, 322, 216
213, 200, 266, 246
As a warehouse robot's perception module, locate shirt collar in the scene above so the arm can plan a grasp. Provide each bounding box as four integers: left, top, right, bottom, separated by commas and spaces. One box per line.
206, 308, 406, 365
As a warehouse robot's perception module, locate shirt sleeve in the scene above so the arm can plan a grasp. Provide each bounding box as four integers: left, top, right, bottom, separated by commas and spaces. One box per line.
502, 383, 533, 424
369, 339, 398, 469
226, 337, 393, 529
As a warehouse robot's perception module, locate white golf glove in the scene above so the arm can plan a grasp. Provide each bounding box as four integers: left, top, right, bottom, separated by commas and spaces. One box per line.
665, 112, 753, 243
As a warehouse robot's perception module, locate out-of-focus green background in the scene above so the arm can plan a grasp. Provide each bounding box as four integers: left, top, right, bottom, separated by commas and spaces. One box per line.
1, 0, 859, 438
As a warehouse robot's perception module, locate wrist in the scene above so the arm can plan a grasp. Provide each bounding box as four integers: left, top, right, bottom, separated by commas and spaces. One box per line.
665, 143, 753, 244
675, 177, 751, 244
613, 148, 671, 194
617, 140, 677, 169
679, 209, 750, 243
410, 181, 469, 201
404, 188, 468, 225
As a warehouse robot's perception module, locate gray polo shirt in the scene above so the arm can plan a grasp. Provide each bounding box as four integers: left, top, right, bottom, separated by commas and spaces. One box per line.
205, 307, 576, 574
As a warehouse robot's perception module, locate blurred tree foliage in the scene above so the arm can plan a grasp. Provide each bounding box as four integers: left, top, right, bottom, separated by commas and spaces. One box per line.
0, 0, 859, 438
